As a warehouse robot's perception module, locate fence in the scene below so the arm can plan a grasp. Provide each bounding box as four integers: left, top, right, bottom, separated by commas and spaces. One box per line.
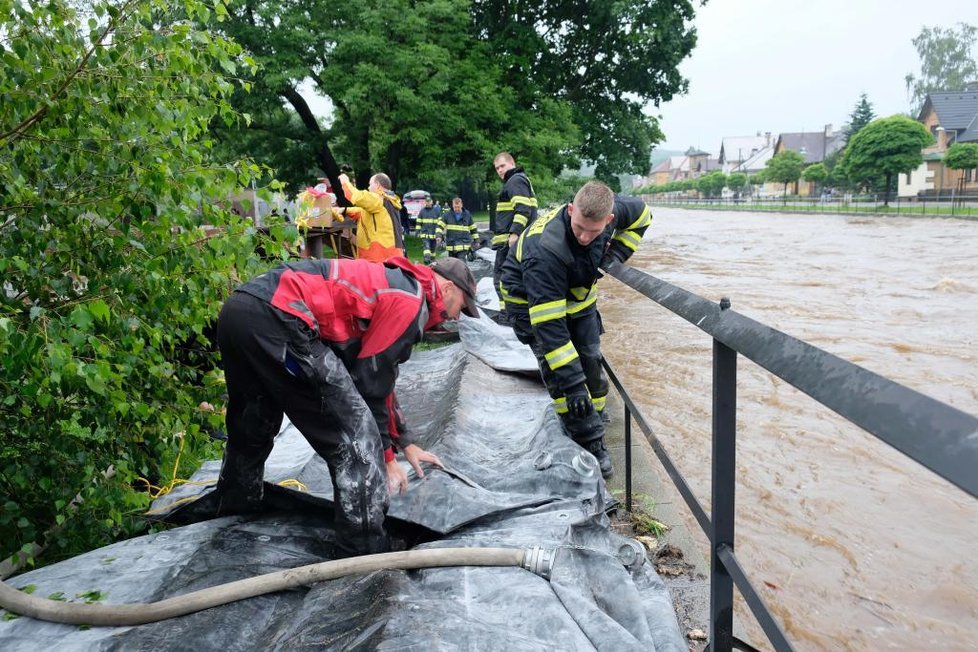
641, 193, 978, 218
601, 261, 978, 651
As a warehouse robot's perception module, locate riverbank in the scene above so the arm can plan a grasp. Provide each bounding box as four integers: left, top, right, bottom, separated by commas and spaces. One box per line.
643, 200, 977, 219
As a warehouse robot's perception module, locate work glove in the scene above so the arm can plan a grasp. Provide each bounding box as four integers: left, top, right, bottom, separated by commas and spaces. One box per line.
564, 383, 593, 419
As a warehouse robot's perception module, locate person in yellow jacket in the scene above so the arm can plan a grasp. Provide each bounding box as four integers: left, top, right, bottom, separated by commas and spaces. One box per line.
338, 172, 405, 262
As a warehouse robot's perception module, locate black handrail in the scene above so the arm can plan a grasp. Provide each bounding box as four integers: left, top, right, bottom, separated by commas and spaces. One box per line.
600, 260, 978, 652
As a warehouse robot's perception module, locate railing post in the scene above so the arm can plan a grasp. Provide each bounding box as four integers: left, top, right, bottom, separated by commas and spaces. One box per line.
625, 405, 633, 512
711, 296, 737, 651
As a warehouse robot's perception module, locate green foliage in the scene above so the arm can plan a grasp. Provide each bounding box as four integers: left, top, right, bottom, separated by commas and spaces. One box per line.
696, 171, 727, 198
765, 150, 805, 199
0, 0, 285, 565
837, 115, 933, 199
802, 163, 828, 184
726, 173, 748, 191
474, 0, 698, 179
206, 0, 699, 195
943, 142, 978, 170
905, 23, 978, 114
845, 93, 876, 140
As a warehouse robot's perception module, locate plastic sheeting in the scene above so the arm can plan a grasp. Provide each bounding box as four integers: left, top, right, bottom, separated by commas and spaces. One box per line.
0, 315, 685, 651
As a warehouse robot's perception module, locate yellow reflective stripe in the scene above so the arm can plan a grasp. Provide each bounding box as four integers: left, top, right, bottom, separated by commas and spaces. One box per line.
614, 229, 642, 251
567, 288, 598, 315
499, 283, 528, 304
545, 341, 578, 370
592, 396, 606, 412
497, 201, 515, 211
516, 232, 525, 261
511, 195, 538, 207
529, 299, 567, 325
569, 286, 589, 300
624, 205, 652, 231
512, 214, 528, 228
445, 224, 470, 231
491, 233, 509, 245
553, 396, 569, 414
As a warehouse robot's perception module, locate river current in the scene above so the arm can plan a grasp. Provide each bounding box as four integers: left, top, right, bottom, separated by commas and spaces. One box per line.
599, 207, 978, 650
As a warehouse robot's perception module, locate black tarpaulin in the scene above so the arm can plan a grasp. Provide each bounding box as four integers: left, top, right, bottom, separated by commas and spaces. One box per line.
0, 316, 684, 651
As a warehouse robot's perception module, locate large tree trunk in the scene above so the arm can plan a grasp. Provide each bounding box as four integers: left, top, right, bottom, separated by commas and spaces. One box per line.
280, 86, 348, 206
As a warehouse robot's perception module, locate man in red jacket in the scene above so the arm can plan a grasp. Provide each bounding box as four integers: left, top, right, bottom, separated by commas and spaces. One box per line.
214, 256, 478, 556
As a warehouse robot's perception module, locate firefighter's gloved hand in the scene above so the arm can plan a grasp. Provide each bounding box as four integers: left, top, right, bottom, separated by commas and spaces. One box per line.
565, 383, 593, 419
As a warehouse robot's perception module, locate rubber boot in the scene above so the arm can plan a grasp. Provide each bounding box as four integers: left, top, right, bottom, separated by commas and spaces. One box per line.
586, 439, 614, 479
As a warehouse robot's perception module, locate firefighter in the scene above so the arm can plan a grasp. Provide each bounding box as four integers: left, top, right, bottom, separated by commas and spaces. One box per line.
417, 196, 443, 264
337, 172, 405, 262
499, 181, 652, 479
438, 197, 478, 260
214, 256, 479, 556
492, 152, 537, 306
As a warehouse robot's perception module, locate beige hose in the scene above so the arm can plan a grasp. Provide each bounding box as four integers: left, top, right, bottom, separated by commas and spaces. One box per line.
0, 547, 550, 627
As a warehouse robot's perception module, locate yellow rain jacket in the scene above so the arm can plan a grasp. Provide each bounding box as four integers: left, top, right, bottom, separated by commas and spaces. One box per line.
341, 181, 404, 263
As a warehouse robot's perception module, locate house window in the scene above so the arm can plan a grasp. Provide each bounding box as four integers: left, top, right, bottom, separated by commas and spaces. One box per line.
966, 169, 974, 182
906, 173, 912, 185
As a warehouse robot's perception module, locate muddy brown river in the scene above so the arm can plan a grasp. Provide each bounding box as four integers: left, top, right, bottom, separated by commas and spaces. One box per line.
599, 207, 978, 650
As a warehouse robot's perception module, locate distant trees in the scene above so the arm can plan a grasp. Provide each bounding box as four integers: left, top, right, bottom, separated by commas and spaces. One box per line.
943, 143, 978, 195
765, 150, 806, 203
905, 23, 978, 114
837, 116, 933, 205
726, 172, 748, 194
943, 142, 978, 170
845, 94, 876, 141
802, 163, 828, 194
696, 171, 727, 198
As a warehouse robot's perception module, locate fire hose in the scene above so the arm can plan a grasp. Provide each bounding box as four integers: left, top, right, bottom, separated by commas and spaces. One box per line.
0, 546, 555, 627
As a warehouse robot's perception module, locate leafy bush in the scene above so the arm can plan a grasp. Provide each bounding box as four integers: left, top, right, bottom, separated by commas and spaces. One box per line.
0, 0, 292, 566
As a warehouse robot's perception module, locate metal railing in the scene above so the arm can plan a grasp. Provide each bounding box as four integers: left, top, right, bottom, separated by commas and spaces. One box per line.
601, 261, 978, 652
641, 193, 978, 217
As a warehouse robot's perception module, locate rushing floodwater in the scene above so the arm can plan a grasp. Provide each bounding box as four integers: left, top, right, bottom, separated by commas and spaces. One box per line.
599, 207, 978, 651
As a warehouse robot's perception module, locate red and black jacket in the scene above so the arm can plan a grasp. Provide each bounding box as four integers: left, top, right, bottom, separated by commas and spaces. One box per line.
237, 257, 446, 461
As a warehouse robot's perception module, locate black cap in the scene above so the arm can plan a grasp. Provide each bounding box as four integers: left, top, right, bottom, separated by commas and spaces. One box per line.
430, 258, 479, 317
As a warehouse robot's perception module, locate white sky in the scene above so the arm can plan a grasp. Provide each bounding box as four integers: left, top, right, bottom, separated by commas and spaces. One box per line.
656, 0, 978, 155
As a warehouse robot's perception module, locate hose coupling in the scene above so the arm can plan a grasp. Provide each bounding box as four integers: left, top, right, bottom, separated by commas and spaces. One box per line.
521, 546, 556, 580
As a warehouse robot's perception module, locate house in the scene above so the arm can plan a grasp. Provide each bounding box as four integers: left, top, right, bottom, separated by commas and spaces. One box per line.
719, 133, 772, 173
772, 125, 846, 195
899, 86, 978, 198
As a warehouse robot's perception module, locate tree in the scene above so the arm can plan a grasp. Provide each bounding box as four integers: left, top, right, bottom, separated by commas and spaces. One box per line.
0, 0, 284, 564
207, 0, 556, 195
765, 150, 806, 203
837, 115, 933, 205
905, 23, 978, 114
802, 163, 829, 194
696, 171, 727, 198
472, 0, 699, 181
726, 172, 748, 196
209, 0, 700, 195
943, 143, 978, 198
845, 94, 876, 141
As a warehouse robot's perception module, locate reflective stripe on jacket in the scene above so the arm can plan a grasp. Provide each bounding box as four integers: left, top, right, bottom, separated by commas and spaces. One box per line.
493, 167, 537, 247
438, 209, 478, 252
499, 195, 651, 390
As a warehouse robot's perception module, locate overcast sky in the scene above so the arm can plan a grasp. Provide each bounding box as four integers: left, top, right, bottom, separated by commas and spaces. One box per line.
655, 0, 978, 155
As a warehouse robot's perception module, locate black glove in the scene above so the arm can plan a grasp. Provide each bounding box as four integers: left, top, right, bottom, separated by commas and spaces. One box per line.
564, 383, 593, 419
